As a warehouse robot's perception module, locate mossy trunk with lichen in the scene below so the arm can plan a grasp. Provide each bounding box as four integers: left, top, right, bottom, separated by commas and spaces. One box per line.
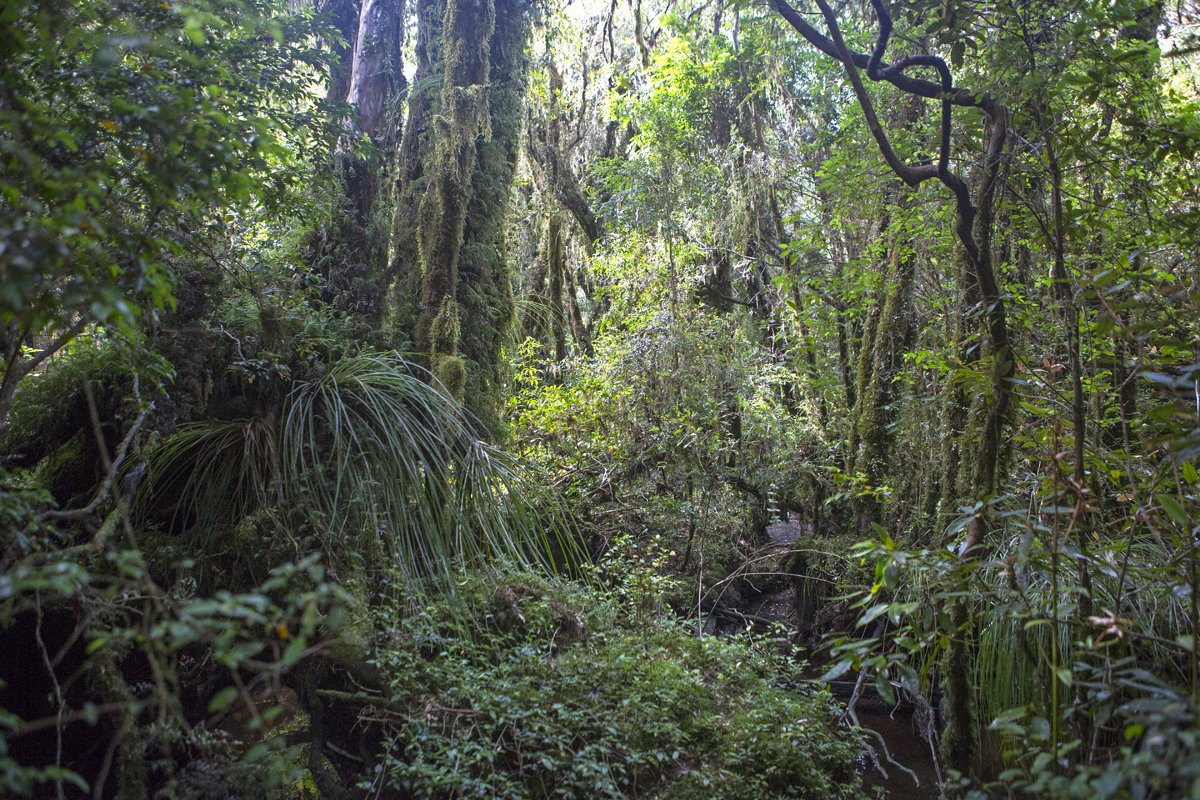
454, 0, 528, 430
309, 0, 406, 328
390, 0, 528, 433
388, 0, 441, 343
848, 232, 915, 527
412, 0, 493, 404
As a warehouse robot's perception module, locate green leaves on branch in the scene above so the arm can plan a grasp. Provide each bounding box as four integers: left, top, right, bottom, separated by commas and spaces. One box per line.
0, 0, 337, 336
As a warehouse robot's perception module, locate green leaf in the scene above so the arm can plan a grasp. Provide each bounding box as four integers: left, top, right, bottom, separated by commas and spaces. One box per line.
857, 603, 890, 628
874, 673, 896, 705
896, 663, 919, 694
184, 15, 207, 45
208, 686, 239, 714
1157, 494, 1191, 528
820, 660, 852, 682
282, 635, 307, 668
43, 768, 89, 792
882, 562, 900, 590
1030, 716, 1051, 741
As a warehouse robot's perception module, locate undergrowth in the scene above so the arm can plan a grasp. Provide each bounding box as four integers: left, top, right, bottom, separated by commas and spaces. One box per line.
370, 573, 865, 799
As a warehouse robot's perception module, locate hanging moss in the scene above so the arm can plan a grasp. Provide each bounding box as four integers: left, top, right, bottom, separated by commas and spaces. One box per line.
428, 296, 466, 401
307, 0, 406, 331
851, 235, 916, 514
410, 0, 495, 427
429, 295, 461, 356
453, 0, 530, 434
309, 153, 392, 327
435, 354, 468, 401
388, 0, 446, 342
387, 0, 531, 434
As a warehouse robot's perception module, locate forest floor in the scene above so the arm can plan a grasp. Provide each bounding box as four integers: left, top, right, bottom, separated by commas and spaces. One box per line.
766, 515, 806, 546
743, 516, 804, 626
733, 514, 941, 799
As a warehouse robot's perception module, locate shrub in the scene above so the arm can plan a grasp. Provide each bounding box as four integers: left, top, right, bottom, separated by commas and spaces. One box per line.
372, 573, 863, 799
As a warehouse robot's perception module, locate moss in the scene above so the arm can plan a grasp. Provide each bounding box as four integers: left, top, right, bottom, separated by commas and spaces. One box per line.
411, 0, 493, 407
388, 0, 446, 345
428, 295, 461, 357
433, 353, 467, 401
308, 152, 392, 324
386, 0, 531, 435
846, 238, 917, 533
453, 0, 527, 435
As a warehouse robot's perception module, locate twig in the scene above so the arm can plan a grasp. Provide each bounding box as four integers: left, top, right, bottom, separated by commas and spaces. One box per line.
34, 592, 67, 800
42, 371, 150, 524
92, 719, 128, 800
844, 669, 922, 787
714, 607, 782, 628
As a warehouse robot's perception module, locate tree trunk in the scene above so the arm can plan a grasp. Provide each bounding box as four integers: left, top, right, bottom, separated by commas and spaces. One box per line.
310, 0, 406, 325
454, 0, 530, 431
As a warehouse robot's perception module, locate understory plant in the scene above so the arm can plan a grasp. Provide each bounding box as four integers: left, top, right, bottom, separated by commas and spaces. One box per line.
822, 474, 1200, 798
137, 350, 576, 586
369, 571, 865, 799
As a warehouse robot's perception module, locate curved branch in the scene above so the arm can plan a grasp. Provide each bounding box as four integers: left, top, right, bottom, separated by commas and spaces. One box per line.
865, 0, 953, 178
774, 0, 1002, 276
811, 0, 936, 187
866, 0, 892, 79
770, 0, 995, 113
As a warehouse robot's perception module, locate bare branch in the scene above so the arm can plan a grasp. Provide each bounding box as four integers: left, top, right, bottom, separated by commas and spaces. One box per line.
811, 0, 936, 187
770, 0, 995, 112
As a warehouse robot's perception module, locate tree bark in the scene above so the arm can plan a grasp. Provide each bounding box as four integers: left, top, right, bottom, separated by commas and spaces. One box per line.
346, 0, 406, 143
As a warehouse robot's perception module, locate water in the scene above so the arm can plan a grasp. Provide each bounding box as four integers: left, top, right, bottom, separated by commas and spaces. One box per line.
857, 706, 942, 799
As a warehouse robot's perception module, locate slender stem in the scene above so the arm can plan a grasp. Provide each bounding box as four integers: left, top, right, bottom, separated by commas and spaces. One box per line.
1050, 424, 1061, 769
35, 592, 67, 800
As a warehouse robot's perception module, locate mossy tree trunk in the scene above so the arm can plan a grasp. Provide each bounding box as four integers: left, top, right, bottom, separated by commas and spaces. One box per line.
412, 0, 494, 404
309, 0, 530, 432
849, 216, 915, 528
389, 0, 442, 341
392, 0, 530, 432
546, 215, 567, 364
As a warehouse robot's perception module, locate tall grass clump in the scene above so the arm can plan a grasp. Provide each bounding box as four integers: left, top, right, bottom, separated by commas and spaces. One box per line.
137, 351, 577, 585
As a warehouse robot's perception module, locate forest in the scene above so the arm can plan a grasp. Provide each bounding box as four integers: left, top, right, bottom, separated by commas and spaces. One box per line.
1, 0, 1199, 797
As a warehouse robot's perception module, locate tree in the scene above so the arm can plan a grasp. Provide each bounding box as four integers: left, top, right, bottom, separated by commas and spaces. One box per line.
771, 0, 1013, 772
309, 0, 534, 432
0, 0, 334, 438
307, 0, 406, 322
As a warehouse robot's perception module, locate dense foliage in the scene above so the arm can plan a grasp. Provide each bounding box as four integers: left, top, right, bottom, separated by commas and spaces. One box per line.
372, 572, 861, 799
